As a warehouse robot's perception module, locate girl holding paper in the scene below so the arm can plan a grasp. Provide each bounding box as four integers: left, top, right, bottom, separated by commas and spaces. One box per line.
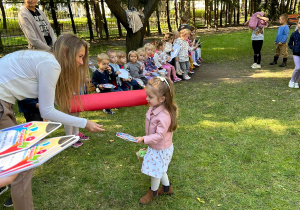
135, 77, 177, 204
0, 34, 105, 210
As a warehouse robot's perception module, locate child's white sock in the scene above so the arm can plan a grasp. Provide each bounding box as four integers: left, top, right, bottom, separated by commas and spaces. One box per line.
151, 177, 160, 191
160, 173, 170, 186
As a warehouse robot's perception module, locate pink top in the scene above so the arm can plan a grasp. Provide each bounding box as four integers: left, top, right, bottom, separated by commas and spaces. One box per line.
143, 105, 173, 150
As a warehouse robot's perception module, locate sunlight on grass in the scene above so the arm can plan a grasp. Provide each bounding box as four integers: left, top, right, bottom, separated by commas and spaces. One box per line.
249, 69, 294, 78
194, 117, 287, 135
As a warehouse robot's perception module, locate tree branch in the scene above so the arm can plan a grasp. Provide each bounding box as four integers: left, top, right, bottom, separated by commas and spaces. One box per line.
105, 0, 129, 29
143, 0, 160, 20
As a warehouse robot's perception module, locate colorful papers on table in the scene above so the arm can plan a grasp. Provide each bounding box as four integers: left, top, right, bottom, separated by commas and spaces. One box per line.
0, 122, 61, 157
0, 135, 79, 177
135, 78, 145, 88
102, 84, 116, 89
116, 132, 137, 143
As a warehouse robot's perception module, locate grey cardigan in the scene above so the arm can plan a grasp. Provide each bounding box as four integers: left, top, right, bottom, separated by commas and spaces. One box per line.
18, 6, 56, 50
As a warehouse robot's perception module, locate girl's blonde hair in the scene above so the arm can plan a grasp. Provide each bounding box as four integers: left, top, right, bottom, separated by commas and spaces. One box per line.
137, 48, 145, 55
173, 31, 179, 39
51, 34, 89, 113
128, 50, 138, 60
144, 43, 155, 50
116, 50, 126, 59
180, 29, 191, 36
97, 53, 109, 63
146, 77, 178, 132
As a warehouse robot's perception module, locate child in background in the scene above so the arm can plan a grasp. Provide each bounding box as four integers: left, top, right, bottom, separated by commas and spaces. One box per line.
270, 13, 289, 67
144, 43, 158, 80
174, 28, 193, 80
189, 28, 201, 66
153, 40, 181, 82
107, 49, 128, 91
127, 50, 148, 85
164, 33, 183, 76
135, 77, 177, 204
116, 50, 140, 90
172, 31, 184, 76
92, 53, 116, 115
288, 16, 300, 88
178, 16, 191, 32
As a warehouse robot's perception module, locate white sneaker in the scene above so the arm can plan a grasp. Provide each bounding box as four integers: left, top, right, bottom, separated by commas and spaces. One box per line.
289, 81, 295, 88
183, 75, 191, 80
295, 83, 299, 88
193, 63, 200, 67
256, 64, 261, 68
176, 70, 183, 75
251, 63, 257, 69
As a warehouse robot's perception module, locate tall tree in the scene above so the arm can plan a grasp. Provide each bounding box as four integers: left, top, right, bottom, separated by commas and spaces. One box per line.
49, 0, 60, 36
94, 1, 104, 38
175, 0, 179, 28
101, 0, 109, 40
67, 0, 76, 34
105, 0, 160, 53
245, 0, 248, 22
84, 0, 94, 41
0, 0, 6, 29
166, 0, 172, 32
155, 6, 162, 35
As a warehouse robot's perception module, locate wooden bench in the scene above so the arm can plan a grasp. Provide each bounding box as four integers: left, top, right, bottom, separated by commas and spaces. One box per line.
288, 14, 299, 27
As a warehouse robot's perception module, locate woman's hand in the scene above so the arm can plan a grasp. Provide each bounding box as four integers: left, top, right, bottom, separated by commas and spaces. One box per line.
85, 120, 105, 132
135, 136, 144, 144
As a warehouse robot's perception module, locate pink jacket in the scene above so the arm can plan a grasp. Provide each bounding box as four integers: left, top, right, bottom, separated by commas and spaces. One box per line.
143, 105, 173, 150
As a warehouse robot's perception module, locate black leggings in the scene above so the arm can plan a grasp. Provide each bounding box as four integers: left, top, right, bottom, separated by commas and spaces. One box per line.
252, 40, 263, 64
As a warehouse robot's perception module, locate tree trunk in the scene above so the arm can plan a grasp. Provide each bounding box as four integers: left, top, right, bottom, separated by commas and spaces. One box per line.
237, 0, 240, 25
245, 0, 248, 22
180, 0, 185, 17
0, 31, 3, 53
214, 0, 217, 27
84, 0, 94, 41
234, 7, 236, 25
225, 2, 228, 26
106, 0, 160, 54
298, 0, 300, 14
286, 0, 291, 12
205, 0, 208, 26
94, 1, 103, 38
192, 1, 196, 27
220, 1, 223, 26
175, 0, 178, 28
293, 0, 298, 13
146, 19, 151, 36
156, 6, 162, 35
166, 0, 172, 31
117, 19, 123, 37
68, 2, 76, 34
101, 0, 109, 40
0, 0, 6, 29
49, 0, 60, 36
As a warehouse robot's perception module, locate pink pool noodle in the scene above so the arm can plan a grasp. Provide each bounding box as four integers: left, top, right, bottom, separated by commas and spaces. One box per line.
70, 89, 147, 113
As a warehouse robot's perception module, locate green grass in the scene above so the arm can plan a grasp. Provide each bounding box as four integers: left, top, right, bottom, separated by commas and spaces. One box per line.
2, 27, 300, 209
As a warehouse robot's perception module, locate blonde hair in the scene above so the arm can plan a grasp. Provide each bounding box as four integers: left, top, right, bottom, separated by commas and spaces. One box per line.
173, 31, 179, 39
146, 77, 178, 132
97, 53, 109, 63
116, 50, 126, 59
106, 49, 115, 57
155, 40, 165, 50
180, 29, 191, 36
137, 48, 145, 55
51, 34, 89, 113
128, 50, 138, 60
144, 43, 155, 50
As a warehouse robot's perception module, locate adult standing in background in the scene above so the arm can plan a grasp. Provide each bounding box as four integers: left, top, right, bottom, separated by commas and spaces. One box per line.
18, 0, 56, 50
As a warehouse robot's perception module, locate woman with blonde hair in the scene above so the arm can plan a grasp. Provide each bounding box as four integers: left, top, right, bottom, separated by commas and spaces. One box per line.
0, 34, 104, 210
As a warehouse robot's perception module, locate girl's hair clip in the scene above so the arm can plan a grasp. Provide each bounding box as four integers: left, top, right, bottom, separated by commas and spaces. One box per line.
158, 76, 170, 90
